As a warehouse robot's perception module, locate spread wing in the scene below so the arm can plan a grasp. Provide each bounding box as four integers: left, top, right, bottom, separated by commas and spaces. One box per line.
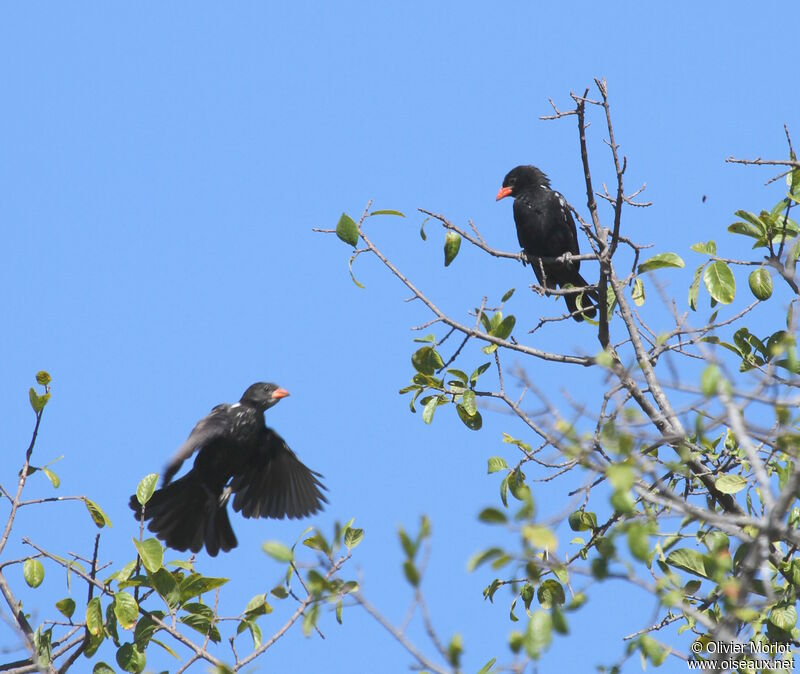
163, 404, 233, 485
230, 428, 327, 520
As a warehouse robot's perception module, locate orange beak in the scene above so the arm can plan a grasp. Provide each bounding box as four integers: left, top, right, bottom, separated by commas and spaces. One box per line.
496, 186, 513, 201
272, 388, 290, 400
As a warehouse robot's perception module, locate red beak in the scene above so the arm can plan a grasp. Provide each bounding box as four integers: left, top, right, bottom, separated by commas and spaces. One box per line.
272, 388, 290, 400
496, 186, 513, 201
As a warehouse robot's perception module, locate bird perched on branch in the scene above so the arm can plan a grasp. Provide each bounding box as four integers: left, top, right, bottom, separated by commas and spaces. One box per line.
497, 165, 598, 321
129, 383, 327, 556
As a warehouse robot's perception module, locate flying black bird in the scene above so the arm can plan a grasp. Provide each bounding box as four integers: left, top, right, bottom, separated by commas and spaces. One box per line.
497, 165, 598, 321
129, 383, 327, 556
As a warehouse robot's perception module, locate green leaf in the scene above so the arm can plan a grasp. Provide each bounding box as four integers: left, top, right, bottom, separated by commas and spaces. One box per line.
491, 315, 516, 340
627, 523, 651, 562
447, 633, 463, 668
455, 404, 482, 430
419, 217, 429, 240
551, 605, 569, 635
734, 209, 768, 233
499, 474, 509, 507
56, 597, 76, 619
301, 603, 320, 637
29, 388, 51, 413
244, 593, 273, 619
522, 525, 556, 552
748, 268, 773, 300
262, 541, 294, 563
478, 508, 507, 524
335, 213, 359, 247
703, 260, 736, 304
477, 657, 497, 674
690, 240, 717, 255
133, 538, 163, 573
536, 580, 565, 608
789, 168, 800, 194
133, 611, 164, 651
470, 362, 491, 383
347, 253, 365, 289
700, 364, 722, 396
727, 221, 762, 240
638, 252, 685, 273
109, 560, 137, 585
421, 396, 437, 424
665, 548, 710, 579
83, 631, 104, 658
344, 527, 364, 550
714, 474, 747, 495
467, 547, 504, 572
411, 346, 444, 375
116, 642, 146, 673
271, 585, 289, 599
85, 499, 112, 528
86, 597, 104, 636
403, 560, 420, 587
501, 287, 515, 302
461, 389, 477, 415
92, 663, 115, 674
524, 611, 553, 658
42, 467, 60, 488
444, 231, 461, 267
610, 490, 635, 514
684, 580, 702, 596
369, 209, 405, 217
302, 531, 330, 554
567, 510, 597, 532
606, 464, 634, 491
446, 368, 468, 383
113, 592, 139, 630
769, 604, 797, 631
238, 619, 262, 649
23, 559, 45, 588
148, 568, 181, 608
487, 457, 508, 474
605, 284, 617, 316
36, 370, 52, 386
688, 263, 705, 311
179, 574, 228, 603
136, 474, 158, 506
631, 277, 645, 306
639, 635, 668, 666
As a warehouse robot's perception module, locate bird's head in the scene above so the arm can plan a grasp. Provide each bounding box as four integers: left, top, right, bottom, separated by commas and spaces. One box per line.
240, 382, 290, 410
496, 165, 550, 201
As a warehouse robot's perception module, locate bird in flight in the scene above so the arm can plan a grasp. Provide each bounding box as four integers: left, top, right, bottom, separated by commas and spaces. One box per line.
130, 382, 327, 556
497, 165, 598, 321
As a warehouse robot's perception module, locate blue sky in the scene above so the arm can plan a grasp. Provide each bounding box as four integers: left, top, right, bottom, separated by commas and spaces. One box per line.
1, 4, 797, 673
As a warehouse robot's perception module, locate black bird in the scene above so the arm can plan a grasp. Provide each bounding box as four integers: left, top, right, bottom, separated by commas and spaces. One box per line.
130, 383, 327, 556
497, 165, 597, 321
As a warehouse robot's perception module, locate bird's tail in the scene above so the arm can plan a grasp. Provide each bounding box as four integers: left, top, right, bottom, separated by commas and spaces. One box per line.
562, 271, 599, 322
129, 472, 237, 557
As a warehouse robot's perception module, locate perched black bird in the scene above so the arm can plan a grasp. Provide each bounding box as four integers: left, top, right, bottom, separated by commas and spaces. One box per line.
129, 383, 327, 556
497, 165, 598, 321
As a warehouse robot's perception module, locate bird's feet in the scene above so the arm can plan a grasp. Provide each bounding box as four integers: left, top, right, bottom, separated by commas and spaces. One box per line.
530, 283, 547, 297
519, 249, 529, 266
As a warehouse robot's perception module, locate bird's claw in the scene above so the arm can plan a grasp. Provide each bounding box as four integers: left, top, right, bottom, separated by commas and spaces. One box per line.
530, 284, 546, 297
519, 249, 529, 266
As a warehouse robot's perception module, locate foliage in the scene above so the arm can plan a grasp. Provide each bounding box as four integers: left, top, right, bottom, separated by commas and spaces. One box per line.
0, 373, 362, 672
324, 79, 800, 671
